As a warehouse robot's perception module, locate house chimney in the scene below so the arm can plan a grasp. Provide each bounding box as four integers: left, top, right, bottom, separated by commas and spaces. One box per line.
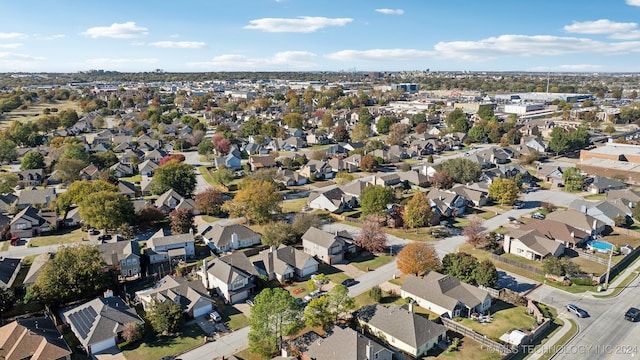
366, 340, 374, 360
231, 233, 239, 249
409, 300, 414, 314
281, 348, 290, 358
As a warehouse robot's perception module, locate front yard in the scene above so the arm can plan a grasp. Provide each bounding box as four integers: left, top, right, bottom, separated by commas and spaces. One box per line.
217, 302, 251, 330
121, 324, 206, 360
350, 253, 394, 272
28, 228, 86, 247
318, 263, 350, 286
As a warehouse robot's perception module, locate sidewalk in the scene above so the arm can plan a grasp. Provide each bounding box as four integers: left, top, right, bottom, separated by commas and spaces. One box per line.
585, 253, 640, 298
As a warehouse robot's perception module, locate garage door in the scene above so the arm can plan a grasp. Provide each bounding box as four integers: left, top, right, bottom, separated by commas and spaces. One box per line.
193, 304, 212, 318
90, 337, 116, 354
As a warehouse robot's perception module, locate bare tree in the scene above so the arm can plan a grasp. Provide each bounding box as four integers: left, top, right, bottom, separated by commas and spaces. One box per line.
463, 216, 485, 249
356, 215, 387, 253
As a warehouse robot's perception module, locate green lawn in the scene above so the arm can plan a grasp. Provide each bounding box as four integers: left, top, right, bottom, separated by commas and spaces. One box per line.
570, 256, 608, 276
11, 255, 36, 287
28, 228, 86, 247
281, 197, 308, 213
198, 165, 217, 187
218, 304, 251, 330
458, 300, 538, 341
341, 220, 437, 242
0, 240, 8, 251
318, 263, 350, 286
353, 290, 444, 321
199, 215, 225, 223
1, 100, 81, 129
351, 255, 394, 272
426, 335, 503, 360
583, 193, 606, 201
121, 324, 206, 360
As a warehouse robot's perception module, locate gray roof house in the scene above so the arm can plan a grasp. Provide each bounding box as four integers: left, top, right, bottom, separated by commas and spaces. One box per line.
60, 292, 143, 354
503, 228, 566, 260
587, 175, 627, 194
201, 223, 261, 253
303, 326, 393, 360
0, 257, 21, 289
356, 304, 447, 358
135, 275, 214, 318
147, 232, 196, 263
98, 241, 141, 279
302, 226, 355, 265
253, 245, 319, 282
23, 252, 53, 287
200, 253, 257, 304
401, 272, 492, 318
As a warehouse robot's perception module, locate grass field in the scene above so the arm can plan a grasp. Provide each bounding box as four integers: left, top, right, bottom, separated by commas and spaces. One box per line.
351, 254, 394, 272
458, 300, 538, 340
218, 304, 251, 331
281, 197, 307, 213
28, 228, 86, 247
426, 334, 503, 360
0, 100, 81, 129
318, 263, 350, 286
121, 325, 206, 360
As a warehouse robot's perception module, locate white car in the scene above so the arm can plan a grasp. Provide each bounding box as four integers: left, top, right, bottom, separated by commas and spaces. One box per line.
210, 311, 222, 322
303, 290, 322, 302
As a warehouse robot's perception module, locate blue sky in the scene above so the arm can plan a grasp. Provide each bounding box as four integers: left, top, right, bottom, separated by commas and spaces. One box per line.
2, 0, 640, 73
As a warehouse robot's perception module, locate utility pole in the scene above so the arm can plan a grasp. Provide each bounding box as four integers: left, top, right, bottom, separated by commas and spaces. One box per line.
604, 247, 614, 289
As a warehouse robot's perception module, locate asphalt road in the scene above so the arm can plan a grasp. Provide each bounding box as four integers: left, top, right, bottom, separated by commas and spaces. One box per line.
178, 326, 250, 360
178, 150, 211, 195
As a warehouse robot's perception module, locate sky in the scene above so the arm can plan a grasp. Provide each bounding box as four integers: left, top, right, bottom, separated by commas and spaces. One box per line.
2, 0, 640, 73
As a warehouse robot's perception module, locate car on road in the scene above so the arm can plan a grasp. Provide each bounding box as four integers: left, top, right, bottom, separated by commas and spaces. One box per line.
508, 216, 517, 222
341, 278, 357, 287
624, 307, 640, 322
512, 202, 525, 209
567, 304, 589, 318
210, 311, 222, 322
10, 236, 20, 246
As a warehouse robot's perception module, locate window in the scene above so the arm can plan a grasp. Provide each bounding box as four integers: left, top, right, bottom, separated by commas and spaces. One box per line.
15, 223, 28, 230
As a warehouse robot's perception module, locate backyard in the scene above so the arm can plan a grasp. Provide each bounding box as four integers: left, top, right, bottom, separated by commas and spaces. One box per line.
457, 300, 538, 342
425, 333, 503, 360
121, 324, 206, 360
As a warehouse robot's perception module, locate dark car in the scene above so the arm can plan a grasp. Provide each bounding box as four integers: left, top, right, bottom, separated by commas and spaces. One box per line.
624, 307, 640, 322
567, 304, 589, 318
98, 234, 112, 241
341, 278, 357, 287
88, 228, 100, 236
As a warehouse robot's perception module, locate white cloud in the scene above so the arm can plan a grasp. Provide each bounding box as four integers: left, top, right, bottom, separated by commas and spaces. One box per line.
564, 19, 637, 34
187, 51, 317, 70
609, 30, 640, 40
626, 0, 640, 6
32, 34, 65, 40
433, 34, 640, 61
326, 48, 434, 61
244, 16, 352, 33
0, 32, 28, 39
375, 8, 404, 15
0, 43, 23, 49
528, 64, 604, 72
0, 52, 45, 70
149, 41, 207, 49
82, 22, 149, 39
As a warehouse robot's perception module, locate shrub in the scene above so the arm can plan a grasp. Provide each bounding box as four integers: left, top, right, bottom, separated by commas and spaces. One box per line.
368, 285, 382, 302
570, 277, 593, 286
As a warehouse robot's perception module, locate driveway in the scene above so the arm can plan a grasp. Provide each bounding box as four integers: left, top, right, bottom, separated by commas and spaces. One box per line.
496, 270, 537, 293
178, 326, 250, 360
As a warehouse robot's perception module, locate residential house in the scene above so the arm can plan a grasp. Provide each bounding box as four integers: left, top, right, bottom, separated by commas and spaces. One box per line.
118, 180, 137, 198
328, 157, 359, 173
369, 172, 402, 187
451, 184, 488, 207
0, 257, 21, 289
135, 275, 214, 318
248, 155, 277, 172
607, 188, 640, 203
575, 199, 633, 227
372, 149, 401, 163
339, 179, 370, 199
110, 162, 134, 178
426, 188, 468, 216
503, 228, 566, 260
302, 326, 393, 360
213, 152, 242, 170
0, 193, 18, 213
23, 252, 52, 287
275, 168, 308, 187
17, 188, 56, 209
253, 245, 319, 282
16, 169, 44, 187
356, 304, 447, 358
98, 241, 141, 279
79, 164, 100, 180
61, 207, 82, 228
397, 170, 429, 188
518, 219, 590, 249
119, 149, 144, 165
154, 188, 195, 214
302, 226, 355, 264
400, 272, 492, 318
144, 149, 167, 163
10, 206, 53, 238
137, 159, 158, 176
201, 223, 261, 253
476, 147, 512, 165
200, 253, 257, 304
0, 316, 72, 360
146, 232, 196, 263
299, 160, 334, 180
587, 175, 627, 194
523, 136, 549, 153
307, 187, 356, 213
546, 209, 607, 236
536, 165, 567, 186
61, 292, 144, 354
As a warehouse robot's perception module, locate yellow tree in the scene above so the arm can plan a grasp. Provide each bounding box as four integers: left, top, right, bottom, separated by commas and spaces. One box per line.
488, 178, 519, 206
402, 192, 433, 232
397, 242, 441, 276
221, 179, 283, 224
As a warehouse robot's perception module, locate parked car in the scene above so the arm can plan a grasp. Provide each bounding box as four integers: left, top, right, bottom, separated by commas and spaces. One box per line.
624, 307, 640, 322
10, 236, 20, 246
88, 228, 100, 236
304, 290, 323, 302
512, 202, 525, 209
210, 311, 222, 322
341, 278, 357, 287
567, 304, 589, 318
508, 216, 517, 222
246, 299, 254, 307
98, 234, 112, 241
532, 213, 546, 220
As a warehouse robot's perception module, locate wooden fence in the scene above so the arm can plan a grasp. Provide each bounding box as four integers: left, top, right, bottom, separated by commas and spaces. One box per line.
440, 317, 512, 355
491, 254, 545, 275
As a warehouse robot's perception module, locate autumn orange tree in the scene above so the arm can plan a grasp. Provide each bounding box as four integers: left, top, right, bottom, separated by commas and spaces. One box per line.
397, 242, 441, 276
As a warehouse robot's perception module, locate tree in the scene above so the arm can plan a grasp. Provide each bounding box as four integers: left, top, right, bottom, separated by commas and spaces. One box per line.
304, 296, 333, 329
222, 179, 283, 224
376, 116, 396, 134
445, 108, 466, 128
604, 123, 616, 134
468, 125, 488, 143
261, 221, 296, 247
488, 178, 519, 206
326, 284, 355, 322
351, 122, 370, 142
26, 245, 109, 306
442, 253, 479, 284
549, 127, 570, 154
170, 208, 195, 234
335, 171, 355, 185
397, 242, 441, 276
0, 288, 15, 314
20, 151, 45, 170
290, 213, 322, 239
195, 188, 224, 215
56, 180, 119, 214
356, 215, 387, 253
0, 138, 17, 164
159, 154, 186, 166
520, 150, 541, 165
431, 171, 454, 189
387, 123, 410, 145
54, 158, 88, 183
403, 192, 433, 231
332, 124, 349, 142
283, 113, 304, 129
360, 154, 378, 172
249, 288, 304, 358
562, 167, 585, 192
463, 216, 484, 248
360, 185, 394, 217
147, 300, 184, 335
474, 259, 499, 288
0, 172, 19, 194
150, 160, 196, 196
122, 322, 144, 343
79, 191, 135, 230
136, 206, 166, 229
368, 285, 382, 302
211, 167, 235, 186
542, 257, 565, 277
437, 158, 482, 184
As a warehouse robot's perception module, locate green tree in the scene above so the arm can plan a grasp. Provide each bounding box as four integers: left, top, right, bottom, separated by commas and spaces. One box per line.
360, 185, 394, 216
222, 179, 283, 224
211, 167, 235, 186
474, 259, 499, 288
351, 122, 370, 142
488, 178, 519, 205
468, 125, 487, 143
150, 160, 196, 196
453, 118, 470, 133
360, 154, 378, 172
376, 116, 395, 134
442, 252, 479, 284
304, 296, 333, 329
283, 113, 304, 129
249, 288, 304, 358
0, 172, 19, 194
402, 192, 433, 231
197, 139, 214, 156
54, 158, 89, 183
445, 108, 466, 128
79, 191, 135, 230
25, 245, 109, 306
549, 127, 570, 154
437, 158, 482, 184
604, 123, 616, 135
477, 106, 495, 121
56, 180, 118, 214
147, 300, 184, 335
261, 221, 296, 247
325, 284, 355, 322
369, 285, 383, 302
542, 257, 565, 276
169, 208, 195, 234
62, 142, 90, 163
562, 167, 585, 192
20, 151, 45, 170
0, 138, 17, 164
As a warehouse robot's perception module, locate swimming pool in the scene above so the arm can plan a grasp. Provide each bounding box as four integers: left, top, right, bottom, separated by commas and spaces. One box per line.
587, 240, 615, 253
